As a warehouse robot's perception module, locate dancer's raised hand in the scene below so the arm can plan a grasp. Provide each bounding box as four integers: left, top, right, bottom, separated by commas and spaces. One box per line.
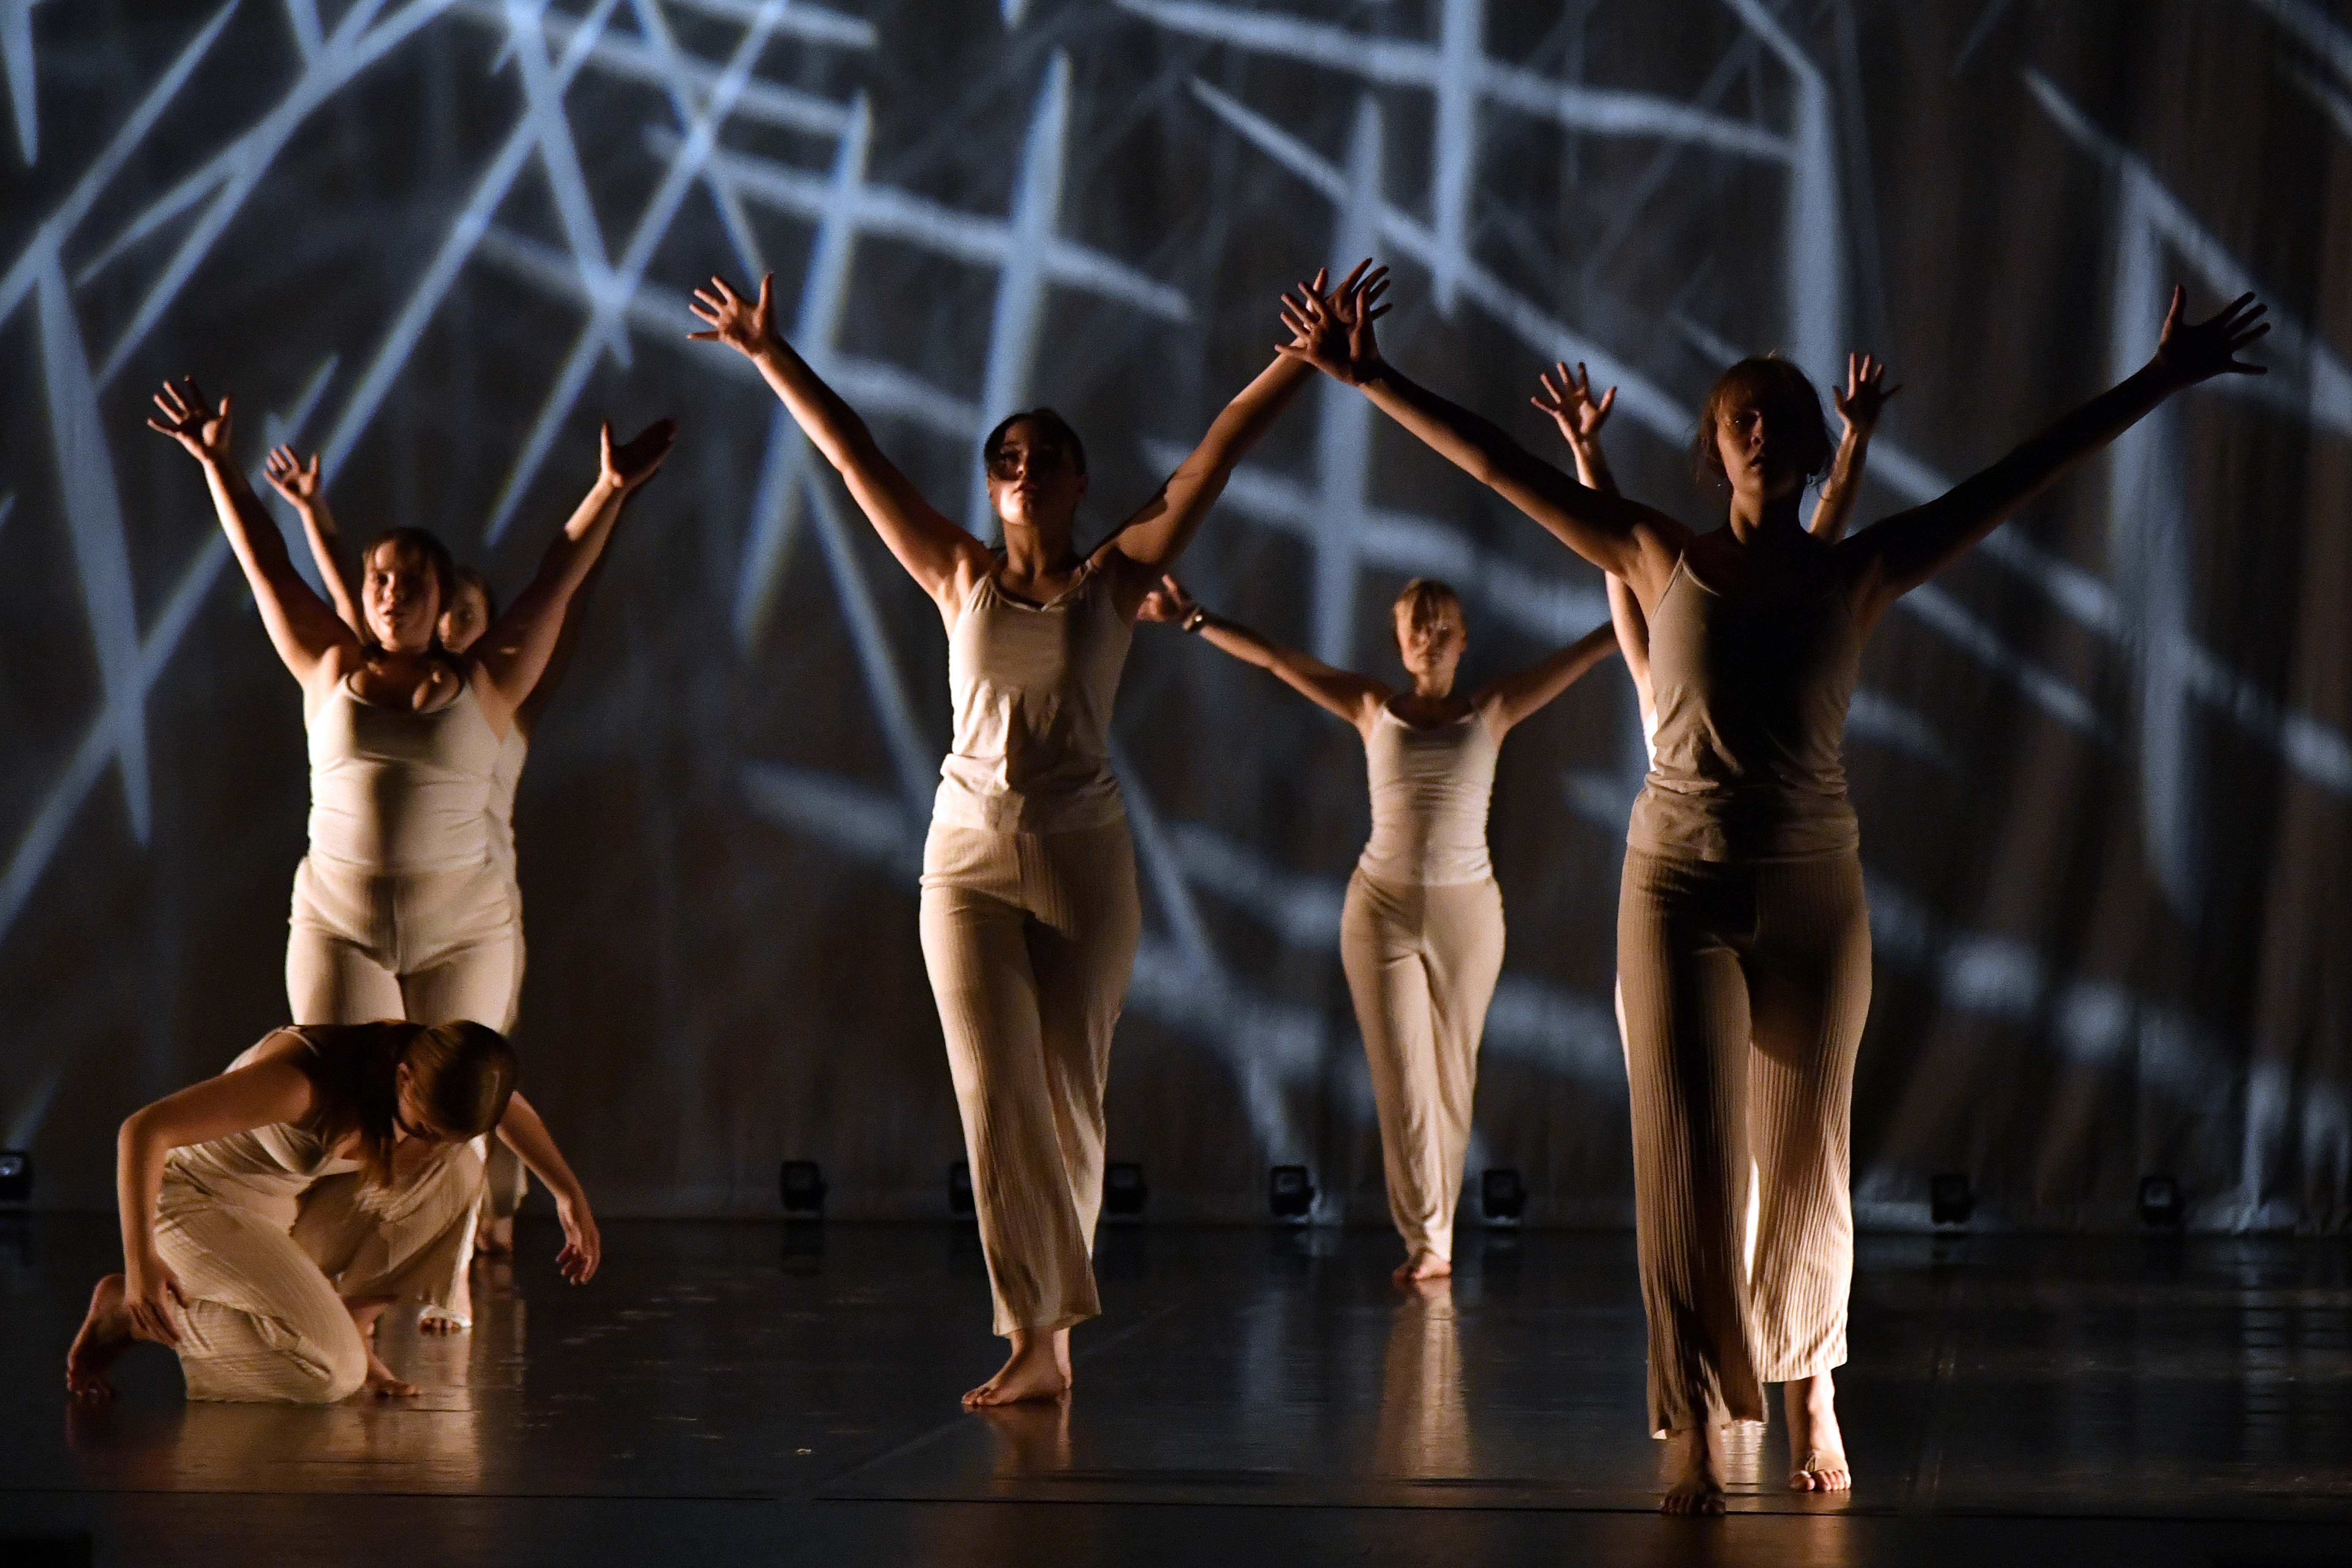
600, 418, 678, 494
2151, 286, 2269, 386
264, 445, 322, 506
1532, 361, 1615, 451
687, 272, 774, 359
554, 1190, 602, 1284
1832, 353, 1900, 436
146, 376, 233, 464
1136, 573, 1201, 625
1280, 259, 1388, 385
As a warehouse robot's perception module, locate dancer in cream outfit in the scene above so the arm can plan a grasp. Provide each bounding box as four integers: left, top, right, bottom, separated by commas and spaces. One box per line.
1283, 267, 2265, 1510
689, 267, 1325, 1407
65, 1023, 599, 1404
1141, 575, 1615, 1282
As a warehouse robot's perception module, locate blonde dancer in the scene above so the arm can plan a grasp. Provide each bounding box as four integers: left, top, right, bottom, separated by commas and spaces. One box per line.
1141, 575, 1614, 1283
64, 1022, 599, 1404
1284, 268, 2264, 1511
689, 268, 1323, 1407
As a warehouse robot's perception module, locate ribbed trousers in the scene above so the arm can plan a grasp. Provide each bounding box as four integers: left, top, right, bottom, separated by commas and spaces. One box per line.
1616, 846, 1871, 1435
154, 1145, 484, 1402
919, 819, 1142, 1337
1340, 871, 1506, 1263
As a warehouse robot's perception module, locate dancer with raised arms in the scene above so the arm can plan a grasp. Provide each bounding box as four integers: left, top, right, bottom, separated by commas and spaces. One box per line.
1140, 574, 1615, 1285
148, 378, 672, 1041
689, 267, 1324, 1407
1281, 267, 2264, 1510
65, 1021, 599, 1404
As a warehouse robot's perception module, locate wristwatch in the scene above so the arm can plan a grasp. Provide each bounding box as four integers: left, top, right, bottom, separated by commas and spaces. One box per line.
1181, 606, 1208, 633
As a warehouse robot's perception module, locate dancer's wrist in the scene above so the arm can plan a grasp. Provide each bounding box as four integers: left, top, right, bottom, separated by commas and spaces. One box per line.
1181, 606, 1209, 634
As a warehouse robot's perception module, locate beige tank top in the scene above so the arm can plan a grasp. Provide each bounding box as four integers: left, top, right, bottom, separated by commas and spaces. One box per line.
932, 561, 1132, 833
1627, 554, 1861, 861
485, 727, 528, 881
163, 1034, 355, 1209
306, 675, 501, 873
1358, 706, 1501, 886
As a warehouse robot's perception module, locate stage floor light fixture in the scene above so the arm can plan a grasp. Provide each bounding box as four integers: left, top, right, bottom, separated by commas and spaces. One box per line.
779, 1160, 826, 1217
949, 1160, 975, 1217
1268, 1165, 1315, 1220
1481, 1167, 1525, 1223
0, 1151, 30, 1203
2139, 1174, 2183, 1227
1930, 1173, 1974, 1226
1104, 1162, 1147, 1217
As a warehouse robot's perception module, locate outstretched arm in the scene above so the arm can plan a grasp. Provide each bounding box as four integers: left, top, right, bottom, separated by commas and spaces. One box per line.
1850, 289, 2265, 612
470, 420, 675, 735
266, 445, 363, 634
1809, 353, 1897, 544
1284, 269, 1686, 599
1475, 621, 1621, 734
149, 379, 357, 686
690, 272, 988, 613
514, 542, 609, 735
1534, 362, 1654, 711
1140, 575, 1389, 735
1102, 266, 1342, 575
493, 1091, 599, 1284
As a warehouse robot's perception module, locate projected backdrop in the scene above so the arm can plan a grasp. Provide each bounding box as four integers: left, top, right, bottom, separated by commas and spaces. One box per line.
3, 0, 2347, 1227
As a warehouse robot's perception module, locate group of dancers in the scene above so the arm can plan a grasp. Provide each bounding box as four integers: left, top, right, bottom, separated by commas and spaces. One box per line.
65, 252, 2267, 1513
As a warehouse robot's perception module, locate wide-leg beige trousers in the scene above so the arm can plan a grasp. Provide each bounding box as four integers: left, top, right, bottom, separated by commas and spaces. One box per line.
1341, 871, 1506, 1263
1616, 846, 1871, 1435
153, 1145, 485, 1402
919, 819, 1142, 1337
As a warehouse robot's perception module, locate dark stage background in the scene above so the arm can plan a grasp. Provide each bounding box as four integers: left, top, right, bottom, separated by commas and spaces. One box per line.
3, 0, 2347, 1228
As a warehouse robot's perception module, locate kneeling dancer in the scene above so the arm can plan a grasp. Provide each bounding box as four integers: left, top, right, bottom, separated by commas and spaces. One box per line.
66, 1022, 599, 1404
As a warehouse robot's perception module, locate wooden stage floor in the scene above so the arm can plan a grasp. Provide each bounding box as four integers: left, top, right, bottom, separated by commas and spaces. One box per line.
4, 1216, 2349, 1565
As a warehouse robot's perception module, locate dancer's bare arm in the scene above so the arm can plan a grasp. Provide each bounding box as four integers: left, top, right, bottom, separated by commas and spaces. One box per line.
470, 421, 675, 737
690, 272, 988, 616
1140, 575, 1388, 735
265, 445, 363, 633
1810, 354, 1897, 544
1846, 289, 2265, 618
1475, 622, 1621, 735
149, 379, 359, 689
1282, 268, 1687, 601
1533, 362, 1654, 710
114, 1037, 319, 1345
493, 1092, 599, 1282
1098, 268, 1337, 584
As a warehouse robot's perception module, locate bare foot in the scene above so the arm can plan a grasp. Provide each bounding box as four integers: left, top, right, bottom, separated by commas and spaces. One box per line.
1661, 1426, 1728, 1515
477, 1215, 514, 1258
416, 1306, 468, 1335
65, 1275, 139, 1403
962, 1329, 1069, 1409
1052, 1326, 1073, 1391
1784, 1372, 1851, 1492
362, 1349, 421, 1399
1390, 1250, 1452, 1287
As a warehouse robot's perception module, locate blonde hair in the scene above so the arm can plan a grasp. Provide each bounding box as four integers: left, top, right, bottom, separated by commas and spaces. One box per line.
1391, 578, 1465, 647
299, 1021, 518, 1188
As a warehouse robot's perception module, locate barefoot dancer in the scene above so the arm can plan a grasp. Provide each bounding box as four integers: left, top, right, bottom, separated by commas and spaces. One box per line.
267, 449, 648, 1268
1283, 269, 2265, 1511
689, 269, 1319, 1407
65, 1022, 600, 1404
1140, 574, 1616, 1285
150, 379, 672, 1035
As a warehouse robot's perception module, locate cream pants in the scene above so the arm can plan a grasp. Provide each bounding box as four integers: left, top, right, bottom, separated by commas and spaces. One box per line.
1340, 871, 1505, 1264
154, 1145, 484, 1402
1616, 846, 1872, 1434
919, 819, 1141, 1337
286, 855, 520, 1029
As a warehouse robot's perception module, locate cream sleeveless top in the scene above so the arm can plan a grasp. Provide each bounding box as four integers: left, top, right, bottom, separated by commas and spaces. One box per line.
933, 561, 1132, 833
1628, 554, 1861, 862
1357, 706, 1502, 887
306, 675, 501, 873
163, 1036, 355, 1209
485, 727, 528, 881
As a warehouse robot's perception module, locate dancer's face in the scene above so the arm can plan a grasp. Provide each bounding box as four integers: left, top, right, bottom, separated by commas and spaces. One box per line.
1712, 396, 1809, 503
985, 419, 1087, 540
1394, 602, 1467, 689
364, 540, 445, 653
391, 1062, 456, 1145
438, 580, 491, 654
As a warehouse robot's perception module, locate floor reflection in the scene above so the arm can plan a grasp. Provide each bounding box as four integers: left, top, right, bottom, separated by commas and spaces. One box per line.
1374, 1277, 1475, 1481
